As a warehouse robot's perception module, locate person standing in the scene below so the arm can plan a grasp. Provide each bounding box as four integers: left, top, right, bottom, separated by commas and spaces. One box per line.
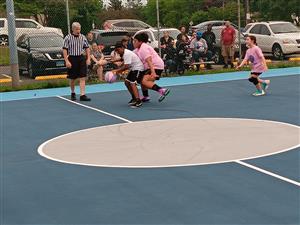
202, 24, 216, 55
221, 21, 236, 68
63, 22, 91, 101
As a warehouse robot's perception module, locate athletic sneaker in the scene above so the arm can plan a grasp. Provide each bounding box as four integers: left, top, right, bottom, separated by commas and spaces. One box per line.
128, 99, 136, 106
80, 95, 91, 101
71, 93, 76, 101
158, 88, 171, 102
252, 90, 265, 96
141, 96, 151, 102
131, 99, 142, 108
262, 82, 270, 91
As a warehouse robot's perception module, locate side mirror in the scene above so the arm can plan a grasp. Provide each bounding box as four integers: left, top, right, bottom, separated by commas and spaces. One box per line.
148, 39, 151, 43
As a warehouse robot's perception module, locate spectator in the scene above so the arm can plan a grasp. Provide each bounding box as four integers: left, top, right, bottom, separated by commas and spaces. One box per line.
86, 32, 94, 46
221, 21, 236, 68
90, 43, 107, 81
190, 32, 212, 70
202, 24, 216, 55
160, 31, 174, 49
177, 25, 189, 41
176, 34, 189, 73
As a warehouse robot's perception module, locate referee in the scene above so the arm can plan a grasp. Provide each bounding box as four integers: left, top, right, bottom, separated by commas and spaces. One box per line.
63, 22, 91, 101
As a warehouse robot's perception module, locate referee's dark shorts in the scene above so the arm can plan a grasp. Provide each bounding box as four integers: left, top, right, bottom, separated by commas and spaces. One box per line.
67, 55, 87, 79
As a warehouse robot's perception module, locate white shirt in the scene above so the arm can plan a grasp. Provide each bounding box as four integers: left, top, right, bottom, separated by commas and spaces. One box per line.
123, 49, 144, 71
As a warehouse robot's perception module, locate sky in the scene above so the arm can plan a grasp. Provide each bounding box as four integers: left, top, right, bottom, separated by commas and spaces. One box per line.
102, 0, 147, 8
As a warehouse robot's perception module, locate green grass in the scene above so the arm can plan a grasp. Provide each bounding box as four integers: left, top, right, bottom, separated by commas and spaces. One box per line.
0, 46, 9, 66
0, 61, 299, 92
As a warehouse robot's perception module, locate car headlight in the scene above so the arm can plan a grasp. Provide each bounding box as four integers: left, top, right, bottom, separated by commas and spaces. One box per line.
32, 53, 46, 59
282, 39, 294, 44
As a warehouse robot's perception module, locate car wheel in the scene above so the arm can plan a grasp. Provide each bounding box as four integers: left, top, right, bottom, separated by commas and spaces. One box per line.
272, 44, 284, 60
28, 62, 36, 79
0, 35, 9, 46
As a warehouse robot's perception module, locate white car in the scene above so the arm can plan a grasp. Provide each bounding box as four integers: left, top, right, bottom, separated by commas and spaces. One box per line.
134, 28, 181, 49
0, 18, 63, 46
244, 21, 300, 59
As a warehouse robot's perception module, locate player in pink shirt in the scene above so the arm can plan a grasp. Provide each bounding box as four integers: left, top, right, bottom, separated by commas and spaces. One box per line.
237, 35, 270, 96
133, 33, 170, 102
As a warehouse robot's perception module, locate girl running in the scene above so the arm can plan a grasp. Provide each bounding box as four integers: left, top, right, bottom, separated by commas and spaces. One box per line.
237, 35, 270, 96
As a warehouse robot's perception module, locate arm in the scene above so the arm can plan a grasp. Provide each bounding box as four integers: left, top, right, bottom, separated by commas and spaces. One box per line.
145, 56, 157, 77
85, 48, 91, 65
113, 64, 129, 74
236, 58, 248, 70
63, 48, 71, 68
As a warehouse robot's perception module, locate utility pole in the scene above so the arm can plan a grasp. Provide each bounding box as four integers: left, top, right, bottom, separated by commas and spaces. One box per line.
237, 0, 242, 62
66, 0, 71, 34
156, 0, 161, 56
6, 0, 20, 87
245, 0, 251, 24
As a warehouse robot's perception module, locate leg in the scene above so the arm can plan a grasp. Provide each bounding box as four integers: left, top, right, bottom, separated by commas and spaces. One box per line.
70, 79, 76, 93
130, 83, 140, 100
79, 77, 86, 96
141, 75, 170, 102
125, 79, 135, 99
97, 66, 104, 81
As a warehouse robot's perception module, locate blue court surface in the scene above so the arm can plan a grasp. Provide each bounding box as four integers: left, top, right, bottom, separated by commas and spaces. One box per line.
1, 67, 300, 225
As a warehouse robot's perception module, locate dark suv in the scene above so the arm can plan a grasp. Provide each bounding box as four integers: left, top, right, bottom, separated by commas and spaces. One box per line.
17, 32, 66, 78
90, 30, 129, 56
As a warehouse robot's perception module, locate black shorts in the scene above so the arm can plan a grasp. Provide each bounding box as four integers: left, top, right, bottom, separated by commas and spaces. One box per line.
144, 69, 163, 80
126, 70, 145, 84
67, 55, 87, 79
251, 72, 262, 76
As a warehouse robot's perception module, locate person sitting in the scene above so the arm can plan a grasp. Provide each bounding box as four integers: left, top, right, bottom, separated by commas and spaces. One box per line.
90, 43, 107, 81
190, 32, 213, 70
86, 32, 94, 47
160, 31, 174, 49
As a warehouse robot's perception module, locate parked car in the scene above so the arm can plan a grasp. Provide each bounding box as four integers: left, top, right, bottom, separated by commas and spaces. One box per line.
244, 21, 300, 59
134, 28, 181, 49
103, 19, 152, 35
90, 29, 129, 56
192, 20, 247, 63
0, 18, 63, 46
17, 32, 66, 78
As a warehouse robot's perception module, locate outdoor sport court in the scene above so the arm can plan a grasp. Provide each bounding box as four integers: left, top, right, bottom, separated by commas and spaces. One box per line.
1, 67, 300, 224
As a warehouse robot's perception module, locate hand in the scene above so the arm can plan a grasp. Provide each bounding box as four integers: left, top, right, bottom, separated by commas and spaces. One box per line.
65, 60, 72, 69
86, 58, 91, 66
150, 73, 158, 80
236, 65, 241, 70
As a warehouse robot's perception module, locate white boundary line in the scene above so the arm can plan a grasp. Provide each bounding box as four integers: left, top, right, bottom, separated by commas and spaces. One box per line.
56, 96, 132, 123
235, 160, 300, 187
41, 98, 300, 186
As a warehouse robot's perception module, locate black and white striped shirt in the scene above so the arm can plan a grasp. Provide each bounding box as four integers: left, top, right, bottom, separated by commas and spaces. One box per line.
63, 33, 89, 56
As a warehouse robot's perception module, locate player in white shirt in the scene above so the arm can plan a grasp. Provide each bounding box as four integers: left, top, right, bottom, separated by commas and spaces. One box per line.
112, 42, 144, 108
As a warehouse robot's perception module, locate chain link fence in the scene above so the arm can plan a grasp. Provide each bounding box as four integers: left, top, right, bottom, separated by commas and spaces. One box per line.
0, 0, 299, 86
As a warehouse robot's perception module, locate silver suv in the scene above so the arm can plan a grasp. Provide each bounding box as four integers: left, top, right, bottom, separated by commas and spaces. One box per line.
103, 19, 152, 35
244, 21, 300, 59
0, 18, 63, 46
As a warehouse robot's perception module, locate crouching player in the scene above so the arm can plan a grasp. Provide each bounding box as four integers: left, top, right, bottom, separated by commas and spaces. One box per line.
112, 42, 144, 108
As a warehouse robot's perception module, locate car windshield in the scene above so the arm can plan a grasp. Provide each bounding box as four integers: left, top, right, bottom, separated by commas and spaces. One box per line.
30, 36, 63, 48
97, 32, 128, 45
153, 30, 180, 40
270, 23, 300, 34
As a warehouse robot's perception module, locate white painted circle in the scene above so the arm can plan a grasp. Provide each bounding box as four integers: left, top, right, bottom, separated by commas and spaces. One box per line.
38, 118, 300, 168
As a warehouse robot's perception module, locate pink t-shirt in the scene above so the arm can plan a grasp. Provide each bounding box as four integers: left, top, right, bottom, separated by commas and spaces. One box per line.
245, 46, 267, 73
134, 43, 164, 70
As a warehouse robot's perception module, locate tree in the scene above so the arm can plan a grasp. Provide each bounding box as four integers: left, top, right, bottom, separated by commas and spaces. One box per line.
108, 0, 123, 10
